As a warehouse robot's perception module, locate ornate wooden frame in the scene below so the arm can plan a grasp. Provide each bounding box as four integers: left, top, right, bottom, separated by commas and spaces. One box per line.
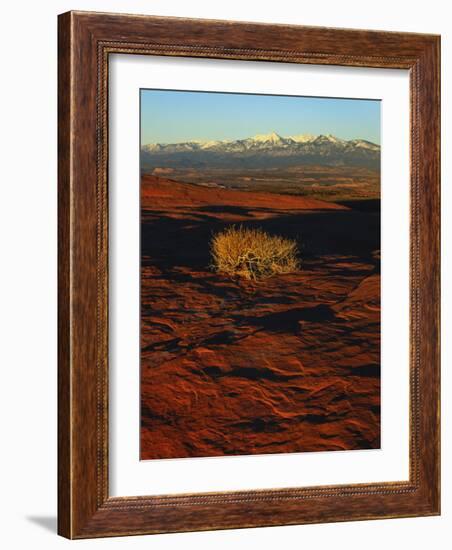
58, 11, 440, 538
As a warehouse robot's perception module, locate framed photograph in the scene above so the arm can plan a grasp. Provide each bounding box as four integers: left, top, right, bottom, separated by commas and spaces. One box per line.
58, 11, 440, 538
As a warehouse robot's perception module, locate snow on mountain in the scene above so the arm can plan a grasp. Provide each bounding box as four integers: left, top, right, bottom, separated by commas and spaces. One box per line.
313, 134, 347, 145
347, 139, 380, 151
143, 132, 378, 152
248, 132, 286, 144
199, 140, 229, 149
141, 132, 380, 169
288, 134, 315, 143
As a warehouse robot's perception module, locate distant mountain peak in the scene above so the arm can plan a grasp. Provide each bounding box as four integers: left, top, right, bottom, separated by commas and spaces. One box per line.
141, 132, 380, 170
250, 131, 284, 143
314, 134, 344, 143
142, 132, 379, 150
288, 133, 315, 143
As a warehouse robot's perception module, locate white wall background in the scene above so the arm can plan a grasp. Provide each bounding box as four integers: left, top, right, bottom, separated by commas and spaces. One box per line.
0, 1, 449, 548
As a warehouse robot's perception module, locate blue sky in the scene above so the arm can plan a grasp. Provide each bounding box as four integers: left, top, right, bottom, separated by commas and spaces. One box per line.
140, 89, 380, 145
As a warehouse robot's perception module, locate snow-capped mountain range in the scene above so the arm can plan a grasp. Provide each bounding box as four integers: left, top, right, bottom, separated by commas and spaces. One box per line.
141, 131, 380, 170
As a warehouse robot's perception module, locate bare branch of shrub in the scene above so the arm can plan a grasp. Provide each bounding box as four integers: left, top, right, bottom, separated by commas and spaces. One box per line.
210, 225, 300, 280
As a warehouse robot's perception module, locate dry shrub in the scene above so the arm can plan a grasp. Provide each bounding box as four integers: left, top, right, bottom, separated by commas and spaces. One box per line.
210, 225, 300, 280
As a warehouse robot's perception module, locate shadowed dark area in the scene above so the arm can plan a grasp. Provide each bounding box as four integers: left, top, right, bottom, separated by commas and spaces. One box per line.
231, 304, 336, 333
141, 207, 380, 270
26, 516, 57, 533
